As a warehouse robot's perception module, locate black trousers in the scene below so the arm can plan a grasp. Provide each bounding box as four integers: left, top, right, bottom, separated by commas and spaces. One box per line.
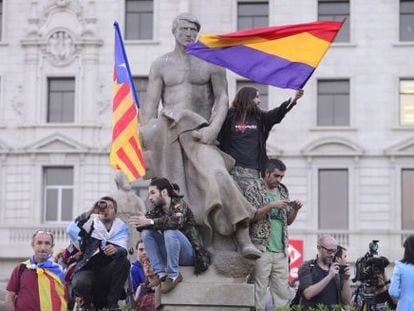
72, 255, 130, 308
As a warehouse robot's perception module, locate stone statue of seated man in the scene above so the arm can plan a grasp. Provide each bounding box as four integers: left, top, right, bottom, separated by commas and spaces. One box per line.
139, 13, 261, 263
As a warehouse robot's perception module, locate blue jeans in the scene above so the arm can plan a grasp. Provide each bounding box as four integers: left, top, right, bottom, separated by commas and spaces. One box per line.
142, 229, 194, 278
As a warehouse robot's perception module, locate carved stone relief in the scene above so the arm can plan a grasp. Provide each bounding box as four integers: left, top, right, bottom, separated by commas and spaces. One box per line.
45, 30, 76, 66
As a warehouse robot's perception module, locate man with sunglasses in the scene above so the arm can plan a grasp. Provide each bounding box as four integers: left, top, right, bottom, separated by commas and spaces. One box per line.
296, 234, 352, 310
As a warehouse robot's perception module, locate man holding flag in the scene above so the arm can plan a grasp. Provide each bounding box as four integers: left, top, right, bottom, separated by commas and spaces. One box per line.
5, 230, 67, 311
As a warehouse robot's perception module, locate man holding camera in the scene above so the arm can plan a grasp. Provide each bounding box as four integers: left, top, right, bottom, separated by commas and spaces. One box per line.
351, 241, 396, 310
67, 196, 130, 310
244, 159, 302, 310
297, 234, 352, 310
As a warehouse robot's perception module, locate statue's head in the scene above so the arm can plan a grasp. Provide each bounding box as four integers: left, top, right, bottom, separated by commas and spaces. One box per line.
172, 13, 201, 46
115, 170, 132, 191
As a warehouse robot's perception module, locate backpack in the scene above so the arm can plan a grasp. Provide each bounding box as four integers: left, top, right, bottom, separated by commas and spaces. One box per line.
289, 259, 316, 309
289, 259, 343, 309
16, 263, 26, 292
58, 243, 83, 282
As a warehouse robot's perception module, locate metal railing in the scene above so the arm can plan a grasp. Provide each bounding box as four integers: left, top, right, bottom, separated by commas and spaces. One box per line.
3, 225, 70, 245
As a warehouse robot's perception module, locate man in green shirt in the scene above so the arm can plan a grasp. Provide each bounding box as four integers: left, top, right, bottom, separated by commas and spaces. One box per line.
245, 159, 303, 310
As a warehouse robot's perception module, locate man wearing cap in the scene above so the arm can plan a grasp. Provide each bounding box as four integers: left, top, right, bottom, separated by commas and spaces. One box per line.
67, 196, 130, 310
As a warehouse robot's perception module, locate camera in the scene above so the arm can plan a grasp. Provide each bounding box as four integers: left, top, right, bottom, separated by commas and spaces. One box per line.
96, 200, 108, 210
338, 264, 347, 275
352, 240, 390, 306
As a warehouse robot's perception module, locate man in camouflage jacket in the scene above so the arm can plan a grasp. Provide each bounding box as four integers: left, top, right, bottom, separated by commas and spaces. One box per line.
244, 159, 303, 310
129, 177, 209, 294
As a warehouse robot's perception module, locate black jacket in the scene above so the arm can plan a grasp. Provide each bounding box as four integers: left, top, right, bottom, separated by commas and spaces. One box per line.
218, 100, 290, 172
72, 213, 127, 273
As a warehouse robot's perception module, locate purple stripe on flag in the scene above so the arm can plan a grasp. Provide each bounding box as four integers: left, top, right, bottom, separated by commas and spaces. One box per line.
187, 42, 315, 89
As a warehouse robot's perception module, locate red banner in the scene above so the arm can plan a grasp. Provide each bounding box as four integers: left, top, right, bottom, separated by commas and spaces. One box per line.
288, 239, 303, 283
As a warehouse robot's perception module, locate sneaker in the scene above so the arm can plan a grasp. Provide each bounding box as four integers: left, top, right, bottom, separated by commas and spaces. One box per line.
161, 273, 183, 294
149, 273, 167, 287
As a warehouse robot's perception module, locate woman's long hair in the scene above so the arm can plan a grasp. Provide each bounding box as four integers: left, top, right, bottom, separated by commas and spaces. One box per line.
401, 234, 414, 264
231, 86, 260, 124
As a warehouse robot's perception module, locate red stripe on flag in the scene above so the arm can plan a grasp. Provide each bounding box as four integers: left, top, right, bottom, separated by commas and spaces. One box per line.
113, 83, 131, 112
129, 136, 146, 170
219, 21, 342, 43
112, 104, 137, 140
45, 272, 62, 311
117, 147, 140, 178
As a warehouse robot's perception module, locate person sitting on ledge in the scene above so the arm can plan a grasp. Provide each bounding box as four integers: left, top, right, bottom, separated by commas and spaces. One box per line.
129, 177, 210, 294
67, 196, 130, 310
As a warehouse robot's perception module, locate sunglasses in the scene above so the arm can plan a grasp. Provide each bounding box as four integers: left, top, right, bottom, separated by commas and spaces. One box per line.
319, 245, 337, 254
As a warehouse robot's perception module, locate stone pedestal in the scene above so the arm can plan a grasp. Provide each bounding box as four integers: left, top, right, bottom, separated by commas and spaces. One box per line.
156, 266, 255, 310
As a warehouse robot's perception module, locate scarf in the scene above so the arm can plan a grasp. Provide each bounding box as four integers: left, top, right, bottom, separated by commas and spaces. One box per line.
91, 217, 129, 250
23, 257, 67, 311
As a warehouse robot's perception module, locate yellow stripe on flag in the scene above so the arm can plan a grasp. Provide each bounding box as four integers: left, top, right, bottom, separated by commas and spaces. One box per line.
245, 32, 330, 67
44, 270, 68, 311
37, 269, 53, 311
111, 120, 139, 151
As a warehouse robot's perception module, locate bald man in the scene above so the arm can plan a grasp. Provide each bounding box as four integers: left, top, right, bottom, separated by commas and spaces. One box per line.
297, 234, 351, 310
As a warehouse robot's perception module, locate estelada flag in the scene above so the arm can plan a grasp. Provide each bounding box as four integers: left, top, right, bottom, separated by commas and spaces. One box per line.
186, 20, 344, 90
110, 22, 146, 181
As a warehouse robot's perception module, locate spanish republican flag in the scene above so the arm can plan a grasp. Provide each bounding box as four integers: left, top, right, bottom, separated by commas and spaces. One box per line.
186, 20, 344, 90
110, 22, 146, 181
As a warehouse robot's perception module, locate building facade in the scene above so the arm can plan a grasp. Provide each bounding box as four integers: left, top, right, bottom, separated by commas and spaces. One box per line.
0, 0, 413, 277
